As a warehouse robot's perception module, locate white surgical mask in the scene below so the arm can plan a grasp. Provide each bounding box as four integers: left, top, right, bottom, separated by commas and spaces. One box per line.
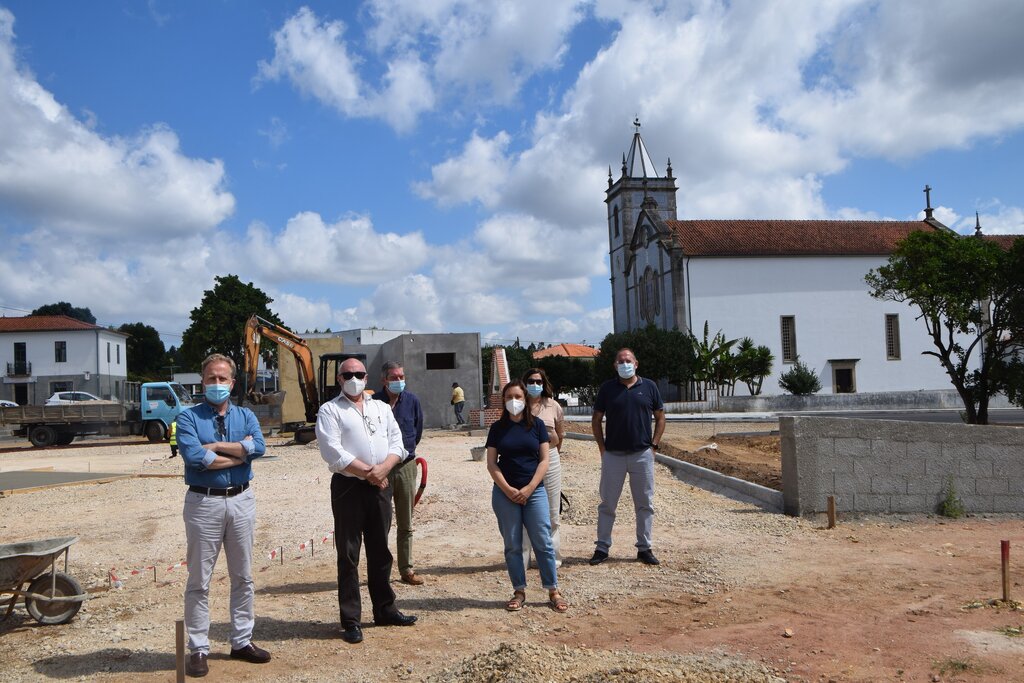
343, 378, 366, 396
505, 398, 525, 416
617, 362, 636, 379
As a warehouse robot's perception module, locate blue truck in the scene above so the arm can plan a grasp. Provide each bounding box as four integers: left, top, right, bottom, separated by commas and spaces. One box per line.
0, 382, 194, 447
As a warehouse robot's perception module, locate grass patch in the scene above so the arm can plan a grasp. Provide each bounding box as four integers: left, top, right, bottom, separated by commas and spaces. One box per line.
934, 657, 975, 675
938, 478, 966, 518
996, 625, 1024, 637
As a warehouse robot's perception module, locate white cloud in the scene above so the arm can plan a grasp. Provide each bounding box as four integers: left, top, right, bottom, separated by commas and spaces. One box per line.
412, 131, 511, 207
366, 0, 586, 103
0, 9, 234, 239
257, 116, 289, 148
506, 307, 612, 346
255, 6, 435, 133
241, 212, 430, 285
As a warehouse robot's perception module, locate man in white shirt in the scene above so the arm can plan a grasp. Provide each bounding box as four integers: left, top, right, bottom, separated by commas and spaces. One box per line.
315, 358, 418, 644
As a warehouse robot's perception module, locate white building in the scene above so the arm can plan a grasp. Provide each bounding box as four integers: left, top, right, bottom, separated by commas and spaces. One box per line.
606, 123, 996, 396
0, 315, 129, 405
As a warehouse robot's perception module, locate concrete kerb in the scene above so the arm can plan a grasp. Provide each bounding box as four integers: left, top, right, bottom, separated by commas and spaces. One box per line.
563, 432, 783, 513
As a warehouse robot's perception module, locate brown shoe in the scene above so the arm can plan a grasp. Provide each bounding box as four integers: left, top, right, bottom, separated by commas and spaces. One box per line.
186, 652, 209, 678
400, 571, 425, 585
229, 642, 272, 664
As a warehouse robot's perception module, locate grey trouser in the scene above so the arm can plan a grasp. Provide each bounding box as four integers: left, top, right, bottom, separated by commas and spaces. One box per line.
389, 457, 418, 575
183, 487, 256, 654
523, 446, 562, 567
595, 448, 654, 553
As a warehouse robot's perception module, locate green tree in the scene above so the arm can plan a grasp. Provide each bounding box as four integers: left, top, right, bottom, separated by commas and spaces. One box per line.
535, 355, 596, 395
735, 337, 775, 395
778, 357, 822, 395
31, 301, 96, 324
866, 231, 1024, 424
164, 345, 185, 376
180, 275, 283, 374
596, 325, 695, 396
118, 322, 166, 380
685, 322, 738, 399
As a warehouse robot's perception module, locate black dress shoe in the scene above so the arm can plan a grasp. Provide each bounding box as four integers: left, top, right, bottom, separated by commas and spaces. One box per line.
186, 652, 209, 678
340, 625, 363, 643
374, 611, 417, 626
588, 550, 609, 566
637, 549, 661, 565
229, 642, 272, 663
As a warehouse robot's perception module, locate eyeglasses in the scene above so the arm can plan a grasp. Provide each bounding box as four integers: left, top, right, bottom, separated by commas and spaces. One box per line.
341, 371, 367, 380
215, 415, 226, 439
363, 414, 377, 435
525, 379, 544, 385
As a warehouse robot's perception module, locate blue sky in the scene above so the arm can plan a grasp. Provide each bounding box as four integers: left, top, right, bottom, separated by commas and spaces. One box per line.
0, 0, 1022, 350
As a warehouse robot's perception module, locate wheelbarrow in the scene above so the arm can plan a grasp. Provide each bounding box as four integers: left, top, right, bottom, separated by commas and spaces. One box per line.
0, 536, 89, 625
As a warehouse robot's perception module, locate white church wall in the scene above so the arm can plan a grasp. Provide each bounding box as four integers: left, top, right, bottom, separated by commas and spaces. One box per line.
685, 256, 971, 395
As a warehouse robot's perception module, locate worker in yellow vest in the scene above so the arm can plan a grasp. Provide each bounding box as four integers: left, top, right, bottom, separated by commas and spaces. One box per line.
168, 419, 178, 459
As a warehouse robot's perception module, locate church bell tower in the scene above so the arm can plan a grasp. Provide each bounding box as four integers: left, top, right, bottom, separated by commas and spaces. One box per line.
605, 119, 678, 333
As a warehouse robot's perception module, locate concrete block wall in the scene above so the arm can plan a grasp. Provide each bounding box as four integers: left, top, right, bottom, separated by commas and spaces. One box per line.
781, 416, 1024, 516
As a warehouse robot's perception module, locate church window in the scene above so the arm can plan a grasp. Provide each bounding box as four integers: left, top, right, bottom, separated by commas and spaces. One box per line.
613, 206, 620, 237
640, 267, 660, 324
780, 316, 797, 364
885, 314, 901, 360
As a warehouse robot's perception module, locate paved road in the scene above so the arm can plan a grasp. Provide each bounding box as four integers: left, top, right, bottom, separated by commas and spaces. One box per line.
788, 408, 1024, 425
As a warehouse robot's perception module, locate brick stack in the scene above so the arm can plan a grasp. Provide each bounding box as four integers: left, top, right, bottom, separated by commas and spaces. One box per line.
469, 347, 510, 428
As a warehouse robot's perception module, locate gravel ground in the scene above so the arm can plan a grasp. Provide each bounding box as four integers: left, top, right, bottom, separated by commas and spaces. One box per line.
0, 430, 801, 681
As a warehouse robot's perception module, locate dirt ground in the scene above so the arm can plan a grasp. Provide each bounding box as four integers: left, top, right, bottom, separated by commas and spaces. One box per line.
569, 420, 783, 490
1, 428, 1023, 682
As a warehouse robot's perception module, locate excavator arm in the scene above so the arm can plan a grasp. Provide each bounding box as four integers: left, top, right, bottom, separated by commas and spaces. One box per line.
242, 315, 320, 423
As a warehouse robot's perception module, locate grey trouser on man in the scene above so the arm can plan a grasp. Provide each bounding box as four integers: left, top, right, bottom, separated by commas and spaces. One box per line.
595, 448, 654, 553
523, 446, 562, 567
388, 457, 418, 576
183, 487, 256, 654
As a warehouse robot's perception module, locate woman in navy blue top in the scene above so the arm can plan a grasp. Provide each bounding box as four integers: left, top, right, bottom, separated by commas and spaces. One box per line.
485, 380, 567, 613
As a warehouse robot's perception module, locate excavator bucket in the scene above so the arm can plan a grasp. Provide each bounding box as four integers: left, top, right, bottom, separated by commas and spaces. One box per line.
248, 390, 287, 406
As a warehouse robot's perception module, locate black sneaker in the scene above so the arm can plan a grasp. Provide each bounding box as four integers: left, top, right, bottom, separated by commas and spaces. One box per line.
588, 550, 609, 565
637, 549, 661, 565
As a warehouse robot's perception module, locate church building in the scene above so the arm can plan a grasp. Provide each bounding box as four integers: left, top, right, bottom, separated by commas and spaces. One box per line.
605, 121, 998, 396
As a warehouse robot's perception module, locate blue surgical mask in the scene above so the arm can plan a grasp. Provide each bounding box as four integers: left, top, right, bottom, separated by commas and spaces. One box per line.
526, 384, 543, 398
387, 380, 406, 394
616, 362, 636, 379
204, 383, 231, 404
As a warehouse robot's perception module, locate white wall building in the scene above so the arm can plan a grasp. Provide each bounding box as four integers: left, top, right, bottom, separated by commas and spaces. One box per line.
606, 123, 987, 396
0, 315, 129, 404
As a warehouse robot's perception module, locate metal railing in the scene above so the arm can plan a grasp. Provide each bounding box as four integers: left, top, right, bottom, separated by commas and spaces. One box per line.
6, 361, 31, 376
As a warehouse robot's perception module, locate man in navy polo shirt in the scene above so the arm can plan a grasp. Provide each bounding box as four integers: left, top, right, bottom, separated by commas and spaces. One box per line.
589, 348, 666, 566
371, 360, 425, 585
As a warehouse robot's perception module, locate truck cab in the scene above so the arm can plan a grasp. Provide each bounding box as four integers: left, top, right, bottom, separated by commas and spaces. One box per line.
137, 382, 195, 441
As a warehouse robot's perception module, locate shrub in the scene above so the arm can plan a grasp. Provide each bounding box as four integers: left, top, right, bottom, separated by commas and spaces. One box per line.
777, 357, 821, 395
939, 479, 966, 518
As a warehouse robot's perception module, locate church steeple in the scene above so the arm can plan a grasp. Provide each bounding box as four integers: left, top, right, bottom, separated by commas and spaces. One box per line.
625, 117, 660, 179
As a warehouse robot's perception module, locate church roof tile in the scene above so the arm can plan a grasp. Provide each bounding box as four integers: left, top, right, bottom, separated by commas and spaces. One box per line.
665, 219, 945, 257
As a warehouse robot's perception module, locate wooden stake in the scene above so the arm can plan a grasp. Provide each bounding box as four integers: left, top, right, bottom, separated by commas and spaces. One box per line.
175, 619, 185, 682
827, 495, 837, 529
1002, 540, 1011, 603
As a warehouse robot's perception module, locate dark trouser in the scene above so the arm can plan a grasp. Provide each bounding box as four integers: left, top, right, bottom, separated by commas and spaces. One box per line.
454, 401, 465, 424
330, 473, 397, 628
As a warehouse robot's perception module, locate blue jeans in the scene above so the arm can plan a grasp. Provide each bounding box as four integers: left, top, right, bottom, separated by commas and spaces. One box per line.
491, 484, 558, 591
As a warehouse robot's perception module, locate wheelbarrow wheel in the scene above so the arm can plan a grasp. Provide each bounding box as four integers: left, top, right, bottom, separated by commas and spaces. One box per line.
25, 572, 83, 625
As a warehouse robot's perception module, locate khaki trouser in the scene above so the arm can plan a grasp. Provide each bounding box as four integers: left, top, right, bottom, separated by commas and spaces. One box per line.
388, 457, 418, 575
523, 446, 562, 567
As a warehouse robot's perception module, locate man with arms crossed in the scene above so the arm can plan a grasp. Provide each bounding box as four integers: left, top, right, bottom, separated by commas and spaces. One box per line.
316, 358, 418, 644
177, 353, 270, 678
589, 348, 666, 567
372, 361, 425, 585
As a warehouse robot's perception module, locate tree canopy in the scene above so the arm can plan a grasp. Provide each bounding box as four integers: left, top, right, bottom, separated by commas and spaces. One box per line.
180, 275, 283, 374
31, 301, 96, 324
118, 322, 166, 380
595, 325, 695, 389
866, 230, 1024, 424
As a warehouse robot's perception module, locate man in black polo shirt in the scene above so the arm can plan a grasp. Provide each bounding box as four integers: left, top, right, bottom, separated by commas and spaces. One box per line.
589, 348, 666, 566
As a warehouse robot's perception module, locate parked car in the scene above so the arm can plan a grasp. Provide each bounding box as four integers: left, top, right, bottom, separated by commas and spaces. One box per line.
0, 399, 18, 408
45, 391, 103, 405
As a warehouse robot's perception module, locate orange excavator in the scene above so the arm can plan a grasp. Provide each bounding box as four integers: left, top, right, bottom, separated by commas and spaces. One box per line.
241, 314, 363, 443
